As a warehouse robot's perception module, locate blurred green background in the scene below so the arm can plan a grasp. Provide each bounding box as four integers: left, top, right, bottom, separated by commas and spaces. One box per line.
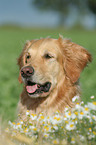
0, 0, 96, 121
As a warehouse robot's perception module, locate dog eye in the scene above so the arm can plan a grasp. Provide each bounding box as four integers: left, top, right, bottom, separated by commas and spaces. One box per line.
44, 53, 53, 59
25, 54, 31, 63
26, 55, 31, 59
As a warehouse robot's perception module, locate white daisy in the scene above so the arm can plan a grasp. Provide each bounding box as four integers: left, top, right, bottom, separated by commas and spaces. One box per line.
65, 122, 76, 131
87, 102, 96, 110
30, 113, 37, 120
72, 95, 80, 102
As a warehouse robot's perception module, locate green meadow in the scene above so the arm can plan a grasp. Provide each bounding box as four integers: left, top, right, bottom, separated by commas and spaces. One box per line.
0, 26, 96, 121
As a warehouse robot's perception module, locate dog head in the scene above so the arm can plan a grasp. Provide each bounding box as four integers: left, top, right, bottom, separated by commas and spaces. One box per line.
17, 36, 92, 99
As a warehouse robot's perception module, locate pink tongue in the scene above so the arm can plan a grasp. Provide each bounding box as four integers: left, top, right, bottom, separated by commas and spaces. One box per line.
26, 84, 38, 93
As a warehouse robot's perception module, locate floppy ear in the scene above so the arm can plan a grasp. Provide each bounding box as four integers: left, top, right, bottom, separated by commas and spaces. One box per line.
17, 40, 36, 83
58, 36, 92, 83
17, 40, 33, 68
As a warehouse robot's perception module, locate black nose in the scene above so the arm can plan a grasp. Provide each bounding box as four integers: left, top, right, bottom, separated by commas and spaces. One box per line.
21, 66, 34, 78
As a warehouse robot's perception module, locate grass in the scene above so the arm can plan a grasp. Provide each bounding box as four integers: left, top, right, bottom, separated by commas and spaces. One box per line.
0, 26, 96, 121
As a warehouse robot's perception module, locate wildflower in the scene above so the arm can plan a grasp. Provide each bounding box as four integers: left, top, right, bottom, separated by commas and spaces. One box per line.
86, 115, 91, 120
16, 122, 22, 129
83, 106, 90, 115
38, 113, 45, 121
78, 111, 84, 119
71, 137, 75, 144
84, 107, 89, 112
53, 115, 62, 124
75, 103, 83, 111
90, 96, 94, 99
51, 115, 61, 125
30, 126, 37, 132
65, 120, 69, 124
71, 113, 77, 120
93, 131, 96, 136
30, 113, 37, 120
65, 122, 76, 131
20, 120, 23, 124
53, 125, 58, 130
11, 122, 16, 129
93, 102, 96, 105
26, 110, 30, 116
44, 126, 50, 132
24, 128, 28, 133
89, 128, 92, 132
55, 110, 60, 114
64, 106, 69, 112
65, 111, 72, 119
33, 127, 37, 131
7, 96, 96, 144
80, 135, 85, 142
43, 133, 49, 138
88, 134, 95, 140
87, 102, 96, 110
8, 121, 15, 127
52, 139, 59, 144
63, 115, 67, 121
72, 118, 78, 124
72, 95, 80, 102
90, 121, 93, 124
80, 111, 84, 115
80, 101, 84, 105
92, 115, 96, 121
74, 111, 78, 116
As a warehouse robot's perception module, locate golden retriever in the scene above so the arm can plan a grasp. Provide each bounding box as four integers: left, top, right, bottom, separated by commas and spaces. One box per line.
17, 36, 92, 119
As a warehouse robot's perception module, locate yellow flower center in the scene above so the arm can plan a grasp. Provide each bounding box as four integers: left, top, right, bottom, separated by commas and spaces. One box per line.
53, 140, 58, 144
84, 107, 89, 111
65, 121, 68, 124
44, 134, 48, 138
80, 112, 84, 115
89, 128, 92, 131
44, 126, 49, 131
93, 131, 96, 135
74, 111, 78, 115
68, 111, 71, 116
92, 116, 95, 119
17, 123, 21, 125
54, 117, 60, 121
31, 113, 36, 117
24, 128, 28, 133
93, 102, 96, 105
40, 116, 44, 119
12, 122, 16, 125
76, 103, 79, 105
33, 128, 37, 131
70, 124, 74, 128
71, 137, 75, 141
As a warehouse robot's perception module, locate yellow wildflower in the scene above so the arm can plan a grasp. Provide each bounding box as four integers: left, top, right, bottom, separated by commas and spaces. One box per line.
93, 131, 96, 135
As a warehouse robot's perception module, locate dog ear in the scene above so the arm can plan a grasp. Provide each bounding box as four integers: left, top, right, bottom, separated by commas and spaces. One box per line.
17, 40, 33, 68
17, 40, 36, 83
58, 36, 92, 83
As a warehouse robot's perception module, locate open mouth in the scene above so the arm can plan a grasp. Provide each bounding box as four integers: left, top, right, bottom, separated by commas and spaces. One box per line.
26, 81, 51, 95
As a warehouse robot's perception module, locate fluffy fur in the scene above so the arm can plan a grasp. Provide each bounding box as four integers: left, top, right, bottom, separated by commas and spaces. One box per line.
17, 36, 92, 119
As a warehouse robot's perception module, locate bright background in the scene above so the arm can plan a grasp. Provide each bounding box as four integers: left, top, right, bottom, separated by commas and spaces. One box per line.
0, 0, 96, 121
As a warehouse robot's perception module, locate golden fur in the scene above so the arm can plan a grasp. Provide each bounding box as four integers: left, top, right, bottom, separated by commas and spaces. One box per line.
17, 36, 92, 119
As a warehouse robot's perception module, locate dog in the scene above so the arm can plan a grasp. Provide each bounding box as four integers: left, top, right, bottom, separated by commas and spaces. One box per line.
17, 36, 92, 119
